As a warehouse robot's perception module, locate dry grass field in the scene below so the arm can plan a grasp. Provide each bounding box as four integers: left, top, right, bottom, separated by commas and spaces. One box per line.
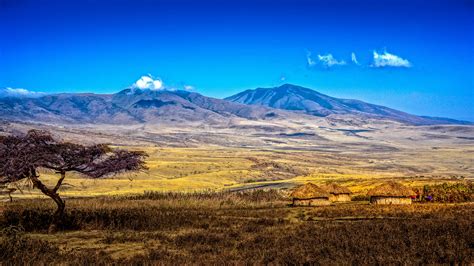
1, 146, 470, 199
1, 121, 473, 264
3, 143, 471, 200
1, 191, 473, 264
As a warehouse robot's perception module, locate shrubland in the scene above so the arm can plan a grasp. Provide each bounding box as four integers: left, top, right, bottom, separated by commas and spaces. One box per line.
1, 190, 472, 264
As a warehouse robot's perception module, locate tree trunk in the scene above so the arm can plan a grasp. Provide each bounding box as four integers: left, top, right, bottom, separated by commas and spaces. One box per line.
48, 192, 65, 233
30, 173, 66, 233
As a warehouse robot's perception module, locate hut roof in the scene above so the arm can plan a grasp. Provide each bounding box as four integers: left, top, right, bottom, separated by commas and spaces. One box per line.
367, 181, 415, 197
321, 183, 352, 195
290, 183, 330, 199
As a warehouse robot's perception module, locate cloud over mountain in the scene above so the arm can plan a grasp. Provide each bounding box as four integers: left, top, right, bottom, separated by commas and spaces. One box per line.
0, 87, 46, 98
133, 75, 164, 90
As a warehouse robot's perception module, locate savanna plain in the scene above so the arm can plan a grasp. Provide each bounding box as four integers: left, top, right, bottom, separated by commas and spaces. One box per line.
1, 120, 473, 264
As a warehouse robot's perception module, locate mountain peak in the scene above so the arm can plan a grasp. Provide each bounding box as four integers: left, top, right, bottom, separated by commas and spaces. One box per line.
252, 83, 327, 98
277, 83, 306, 89
225, 84, 335, 116
226, 84, 469, 125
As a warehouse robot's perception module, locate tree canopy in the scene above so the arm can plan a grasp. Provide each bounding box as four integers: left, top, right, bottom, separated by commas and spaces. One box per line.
0, 129, 148, 232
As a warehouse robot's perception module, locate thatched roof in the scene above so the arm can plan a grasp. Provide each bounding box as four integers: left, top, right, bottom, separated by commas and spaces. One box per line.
367, 181, 415, 197
321, 183, 352, 195
290, 183, 330, 199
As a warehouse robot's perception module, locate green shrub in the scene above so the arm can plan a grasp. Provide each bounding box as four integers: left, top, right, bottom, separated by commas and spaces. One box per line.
422, 182, 473, 202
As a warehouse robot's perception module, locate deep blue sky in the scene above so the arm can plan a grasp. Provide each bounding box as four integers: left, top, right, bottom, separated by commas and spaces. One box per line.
1, 0, 473, 120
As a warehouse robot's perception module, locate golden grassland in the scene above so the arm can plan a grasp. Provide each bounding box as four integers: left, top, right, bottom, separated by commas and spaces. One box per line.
2, 144, 472, 200
1, 122, 473, 263
2, 120, 473, 200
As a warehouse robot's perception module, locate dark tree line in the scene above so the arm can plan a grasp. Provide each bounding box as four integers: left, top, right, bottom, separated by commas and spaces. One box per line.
0, 130, 147, 232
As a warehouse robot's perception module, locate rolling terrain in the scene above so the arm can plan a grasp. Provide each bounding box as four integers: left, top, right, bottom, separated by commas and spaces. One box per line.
0, 84, 473, 196
1, 85, 473, 265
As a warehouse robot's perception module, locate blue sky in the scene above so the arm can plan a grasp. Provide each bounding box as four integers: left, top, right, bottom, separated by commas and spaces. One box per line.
1, 0, 473, 120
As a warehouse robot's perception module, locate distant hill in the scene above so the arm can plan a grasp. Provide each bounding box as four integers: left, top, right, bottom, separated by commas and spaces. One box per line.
0, 88, 282, 125
225, 84, 470, 125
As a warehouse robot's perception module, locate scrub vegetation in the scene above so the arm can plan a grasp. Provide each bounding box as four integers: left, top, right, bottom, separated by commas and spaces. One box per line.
1, 190, 473, 264
1, 125, 473, 264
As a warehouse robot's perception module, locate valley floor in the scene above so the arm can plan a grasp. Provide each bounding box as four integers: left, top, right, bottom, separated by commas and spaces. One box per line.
4, 143, 472, 200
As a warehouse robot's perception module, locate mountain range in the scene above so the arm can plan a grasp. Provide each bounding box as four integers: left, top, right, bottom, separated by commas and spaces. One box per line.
0, 84, 469, 126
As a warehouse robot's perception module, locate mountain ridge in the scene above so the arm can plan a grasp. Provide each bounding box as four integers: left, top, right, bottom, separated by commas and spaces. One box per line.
0, 84, 470, 126
0, 87, 285, 125
225, 84, 470, 125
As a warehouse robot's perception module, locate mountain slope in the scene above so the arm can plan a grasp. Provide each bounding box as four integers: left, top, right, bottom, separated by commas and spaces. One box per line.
0, 88, 282, 124
225, 84, 469, 125
0, 84, 469, 126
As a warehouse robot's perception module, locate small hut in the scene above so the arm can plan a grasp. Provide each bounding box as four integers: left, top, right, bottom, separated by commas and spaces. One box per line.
321, 183, 352, 202
367, 181, 415, 205
290, 183, 331, 206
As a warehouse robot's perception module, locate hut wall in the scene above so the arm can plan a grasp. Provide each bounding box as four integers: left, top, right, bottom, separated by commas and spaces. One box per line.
329, 194, 351, 202
370, 196, 411, 205
293, 198, 331, 206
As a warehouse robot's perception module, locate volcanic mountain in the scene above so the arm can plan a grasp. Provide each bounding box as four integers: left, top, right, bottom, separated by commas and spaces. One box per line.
0, 84, 469, 126
0, 88, 282, 125
225, 84, 468, 125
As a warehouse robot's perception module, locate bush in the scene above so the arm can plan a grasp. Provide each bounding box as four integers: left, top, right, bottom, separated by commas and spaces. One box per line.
422, 182, 473, 203
0, 225, 62, 263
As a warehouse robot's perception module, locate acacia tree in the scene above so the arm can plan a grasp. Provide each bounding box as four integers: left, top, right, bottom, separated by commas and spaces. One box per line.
0, 130, 147, 232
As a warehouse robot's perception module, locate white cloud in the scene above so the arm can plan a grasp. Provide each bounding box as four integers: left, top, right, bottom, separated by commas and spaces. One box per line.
183, 85, 194, 91
307, 51, 346, 68
133, 75, 164, 90
306, 51, 316, 66
317, 54, 346, 68
0, 87, 46, 98
351, 52, 360, 65
371, 50, 411, 68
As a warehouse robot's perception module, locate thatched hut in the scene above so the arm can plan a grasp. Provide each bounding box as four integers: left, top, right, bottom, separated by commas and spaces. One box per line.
290, 183, 331, 206
367, 181, 415, 205
321, 183, 352, 202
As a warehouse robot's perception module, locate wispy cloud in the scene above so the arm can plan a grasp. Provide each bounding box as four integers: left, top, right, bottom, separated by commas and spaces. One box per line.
307, 51, 346, 68
371, 50, 411, 68
183, 85, 194, 91
351, 52, 360, 65
306, 50, 412, 70
317, 54, 346, 68
0, 87, 46, 98
306, 51, 316, 66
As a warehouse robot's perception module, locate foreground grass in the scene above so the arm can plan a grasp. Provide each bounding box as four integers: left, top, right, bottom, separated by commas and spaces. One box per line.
1, 191, 473, 264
